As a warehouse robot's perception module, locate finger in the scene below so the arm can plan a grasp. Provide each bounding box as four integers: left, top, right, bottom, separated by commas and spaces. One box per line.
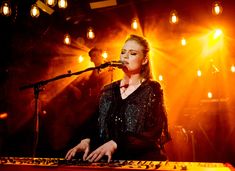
94, 153, 104, 162
107, 154, 112, 163
83, 148, 89, 161
68, 148, 77, 160
106, 152, 112, 163
86, 148, 98, 161
89, 153, 99, 162
65, 149, 73, 160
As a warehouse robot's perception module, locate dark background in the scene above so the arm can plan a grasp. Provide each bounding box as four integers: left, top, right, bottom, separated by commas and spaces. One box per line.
0, 0, 235, 165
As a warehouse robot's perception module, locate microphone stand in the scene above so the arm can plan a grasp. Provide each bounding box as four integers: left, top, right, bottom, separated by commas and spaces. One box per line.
19, 62, 111, 157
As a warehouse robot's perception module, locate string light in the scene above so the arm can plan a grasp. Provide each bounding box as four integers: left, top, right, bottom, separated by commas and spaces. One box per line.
212, 1, 223, 15
231, 65, 235, 73
169, 10, 178, 24
0, 2, 12, 16
58, 0, 67, 8
131, 19, 138, 30
197, 69, 202, 77
64, 34, 71, 45
78, 55, 84, 63
87, 27, 95, 39
30, 4, 40, 18
207, 91, 213, 99
45, 0, 57, 7
158, 75, 163, 81
102, 51, 108, 59
181, 37, 187, 46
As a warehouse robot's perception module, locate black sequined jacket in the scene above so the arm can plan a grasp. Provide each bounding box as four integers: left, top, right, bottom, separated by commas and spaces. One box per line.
89, 79, 170, 160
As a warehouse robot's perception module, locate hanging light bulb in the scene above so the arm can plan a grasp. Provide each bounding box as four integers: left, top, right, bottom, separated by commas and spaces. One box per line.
102, 51, 108, 59
231, 65, 235, 73
64, 34, 71, 45
207, 91, 213, 99
131, 19, 138, 30
212, 2, 223, 15
197, 69, 202, 77
1, 2, 12, 16
45, 0, 57, 7
58, 0, 67, 8
169, 10, 178, 24
30, 4, 40, 18
158, 75, 163, 81
77, 55, 84, 63
87, 27, 95, 39
181, 37, 187, 46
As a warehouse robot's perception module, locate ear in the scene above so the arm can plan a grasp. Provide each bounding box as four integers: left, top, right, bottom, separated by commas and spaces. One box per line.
142, 57, 148, 65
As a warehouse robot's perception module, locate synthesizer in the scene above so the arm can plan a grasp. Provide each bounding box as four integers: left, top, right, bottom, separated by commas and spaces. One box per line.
0, 157, 233, 171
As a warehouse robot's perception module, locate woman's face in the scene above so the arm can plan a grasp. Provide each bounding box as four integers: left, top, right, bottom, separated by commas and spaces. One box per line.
120, 40, 147, 75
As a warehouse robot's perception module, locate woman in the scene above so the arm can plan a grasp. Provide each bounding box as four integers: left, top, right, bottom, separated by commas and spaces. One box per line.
65, 34, 170, 162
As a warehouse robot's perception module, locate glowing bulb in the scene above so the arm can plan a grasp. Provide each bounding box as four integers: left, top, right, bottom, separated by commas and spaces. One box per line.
64, 34, 71, 45
102, 51, 108, 59
87, 28, 95, 39
78, 55, 84, 63
1, 2, 11, 16
158, 75, 163, 81
30, 4, 40, 18
45, 0, 57, 7
207, 92, 213, 99
131, 19, 138, 30
212, 2, 223, 15
197, 70, 202, 77
231, 65, 235, 73
214, 4, 220, 14
170, 11, 178, 24
58, 0, 67, 8
181, 38, 187, 46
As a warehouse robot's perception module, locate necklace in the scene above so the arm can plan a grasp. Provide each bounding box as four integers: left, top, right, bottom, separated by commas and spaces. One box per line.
120, 79, 144, 98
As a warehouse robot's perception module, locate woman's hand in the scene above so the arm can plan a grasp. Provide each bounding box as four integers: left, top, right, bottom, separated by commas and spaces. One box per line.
86, 140, 117, 162
65, 138, 90, 160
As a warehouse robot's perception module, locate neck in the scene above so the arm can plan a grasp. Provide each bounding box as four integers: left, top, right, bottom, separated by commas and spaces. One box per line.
121, 74, 144, 86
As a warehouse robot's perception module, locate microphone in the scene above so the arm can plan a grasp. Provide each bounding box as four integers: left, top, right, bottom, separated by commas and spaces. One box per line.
100, 60, 126, 69
108, 60, 126, 68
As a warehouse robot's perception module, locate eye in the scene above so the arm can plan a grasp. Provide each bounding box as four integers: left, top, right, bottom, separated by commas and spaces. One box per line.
130, 52, 137, 55
121, 50, 126, 54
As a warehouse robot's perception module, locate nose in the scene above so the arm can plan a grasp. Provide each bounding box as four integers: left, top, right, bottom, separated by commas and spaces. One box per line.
122, 52, 129, 59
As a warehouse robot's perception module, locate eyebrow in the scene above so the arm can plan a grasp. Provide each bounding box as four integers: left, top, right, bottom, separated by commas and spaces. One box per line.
121, 49, 139, 52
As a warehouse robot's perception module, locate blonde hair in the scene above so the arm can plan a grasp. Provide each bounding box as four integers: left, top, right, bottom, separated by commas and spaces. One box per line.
125, 34, 152, 79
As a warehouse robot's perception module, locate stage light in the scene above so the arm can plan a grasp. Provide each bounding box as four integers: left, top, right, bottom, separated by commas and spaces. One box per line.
197, 70, 202, 77
169, 10, 178, 24
78, 55, 84, 63
0, 2, 12, 16
231, 65, 235, 73
87, 27, 95, 39
212, 1, 223, 15
64, 34, 71, 45
181, 37, 186, 46
58, 0, 67, 9
102, 51, 108, 59
45, 0, 57, 7
30, 4, 40, 18
158, 75, 163, 81
207, 91, 213, 99
131, 19, 138, 30
213, 29, 222, 39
